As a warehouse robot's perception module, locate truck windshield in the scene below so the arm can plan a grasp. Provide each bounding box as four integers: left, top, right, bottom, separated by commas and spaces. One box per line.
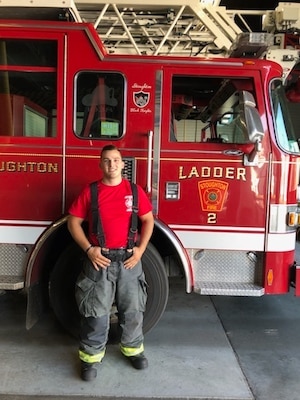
271, 79, 300, 154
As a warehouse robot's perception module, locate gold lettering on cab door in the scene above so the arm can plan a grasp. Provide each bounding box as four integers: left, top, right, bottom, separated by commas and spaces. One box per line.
179, 165, 246, 181
178, 165, 246, 217
0, 161, 58, 173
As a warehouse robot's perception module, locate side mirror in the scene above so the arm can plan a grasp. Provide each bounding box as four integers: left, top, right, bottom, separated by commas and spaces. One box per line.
239, 91, 265, 165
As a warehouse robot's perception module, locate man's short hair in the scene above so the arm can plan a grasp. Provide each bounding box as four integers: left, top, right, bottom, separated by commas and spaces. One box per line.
100, 144, 121, 157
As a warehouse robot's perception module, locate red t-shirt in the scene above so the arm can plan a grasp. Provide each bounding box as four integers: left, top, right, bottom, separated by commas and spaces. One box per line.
68, 179, 152, 248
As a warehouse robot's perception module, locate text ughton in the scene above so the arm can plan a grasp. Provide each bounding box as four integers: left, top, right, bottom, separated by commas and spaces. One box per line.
0, 161, 58, 173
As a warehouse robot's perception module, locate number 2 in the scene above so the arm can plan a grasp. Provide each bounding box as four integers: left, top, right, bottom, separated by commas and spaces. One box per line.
207, 213, 217, 224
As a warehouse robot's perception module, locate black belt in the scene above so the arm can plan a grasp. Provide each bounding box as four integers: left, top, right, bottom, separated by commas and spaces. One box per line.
101, 248, 133, 262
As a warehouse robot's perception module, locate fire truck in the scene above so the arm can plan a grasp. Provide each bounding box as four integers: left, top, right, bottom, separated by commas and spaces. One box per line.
1, 0, 300, 337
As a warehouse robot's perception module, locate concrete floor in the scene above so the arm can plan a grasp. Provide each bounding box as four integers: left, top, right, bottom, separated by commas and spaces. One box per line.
3, 244, 300, 400
212, 287, 300, 400
0, 277, 253, 400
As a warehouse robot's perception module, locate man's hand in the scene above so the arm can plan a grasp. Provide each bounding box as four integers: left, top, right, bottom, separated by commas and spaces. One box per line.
123, 246, 143, 269
123, 210, 154, 270
87, 246, 111, 270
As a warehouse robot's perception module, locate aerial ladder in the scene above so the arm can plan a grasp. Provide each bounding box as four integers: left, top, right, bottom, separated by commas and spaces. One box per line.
2, 1, 300, 80
1, 0, 271, 58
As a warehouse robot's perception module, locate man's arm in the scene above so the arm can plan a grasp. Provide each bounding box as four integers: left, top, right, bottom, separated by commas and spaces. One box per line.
67, 215, 91, 253
124, 211, 154, 269
67, 215, 111, 270
136, 211, 154, 254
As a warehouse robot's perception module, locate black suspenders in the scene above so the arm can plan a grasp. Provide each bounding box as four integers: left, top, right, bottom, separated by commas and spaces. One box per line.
90, 181, 105, 248
90, 181, 138, 249
127, 182, 138, 249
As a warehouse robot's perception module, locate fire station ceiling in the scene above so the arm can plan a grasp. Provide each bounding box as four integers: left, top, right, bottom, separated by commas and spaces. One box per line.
0, 7, 71, 21
0, 2, 291, 59
220, 1, 278, 8
0, 2, 283, 25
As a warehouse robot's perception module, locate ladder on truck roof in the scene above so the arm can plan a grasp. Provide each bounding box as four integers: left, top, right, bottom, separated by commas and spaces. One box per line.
0, 0, 271, 57
73, 0, 242, 55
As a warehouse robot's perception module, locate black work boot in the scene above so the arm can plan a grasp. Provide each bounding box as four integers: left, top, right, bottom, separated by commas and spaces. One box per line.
127, 353, 148, 370
80, 361, 98, 381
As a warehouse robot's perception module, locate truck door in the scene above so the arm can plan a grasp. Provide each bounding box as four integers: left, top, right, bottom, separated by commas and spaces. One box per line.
156, 66, 270, 252
0, 31, 65, 242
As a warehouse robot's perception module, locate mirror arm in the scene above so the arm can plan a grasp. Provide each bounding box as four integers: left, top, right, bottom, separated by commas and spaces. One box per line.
243, 139, 262, 166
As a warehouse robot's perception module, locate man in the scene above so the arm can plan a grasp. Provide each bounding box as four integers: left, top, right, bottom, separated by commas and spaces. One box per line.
68, 144, 154, 381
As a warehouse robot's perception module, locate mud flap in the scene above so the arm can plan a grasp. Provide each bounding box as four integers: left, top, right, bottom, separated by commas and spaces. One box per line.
296, 266, 300, 296
26, 281, 47, 330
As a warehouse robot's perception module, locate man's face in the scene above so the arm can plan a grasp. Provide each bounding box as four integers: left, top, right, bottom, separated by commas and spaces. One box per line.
100, 149, 124, 179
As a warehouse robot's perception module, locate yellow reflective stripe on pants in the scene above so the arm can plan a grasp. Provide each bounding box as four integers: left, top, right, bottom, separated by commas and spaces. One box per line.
120, 343, 144, 357
79, 349, 105, 363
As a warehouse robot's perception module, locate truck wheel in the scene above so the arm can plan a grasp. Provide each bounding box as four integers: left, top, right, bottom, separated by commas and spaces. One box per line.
49, 242, 169, 338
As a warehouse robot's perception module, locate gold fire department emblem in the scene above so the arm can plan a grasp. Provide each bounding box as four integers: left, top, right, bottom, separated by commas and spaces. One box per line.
198, 180, 228, 212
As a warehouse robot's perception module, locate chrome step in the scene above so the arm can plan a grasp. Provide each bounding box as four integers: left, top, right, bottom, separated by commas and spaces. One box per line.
0, 276, 24, 290
195, 281, 264, 296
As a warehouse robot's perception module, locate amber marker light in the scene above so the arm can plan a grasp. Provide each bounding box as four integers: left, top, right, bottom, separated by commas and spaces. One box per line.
288, 211, 296, 226
267, 269, 274, 286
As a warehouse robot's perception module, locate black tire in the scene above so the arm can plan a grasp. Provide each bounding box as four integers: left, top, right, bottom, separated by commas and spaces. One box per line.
49, 242, 169, 338
142, 242, 169, 333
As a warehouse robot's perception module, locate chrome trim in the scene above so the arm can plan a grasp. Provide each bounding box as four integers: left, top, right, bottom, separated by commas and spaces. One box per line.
155, 219, 192, 293
269, 204, 297, 233
62, 34, 68, 214
146, 130, 153, 193
152, 70, 163, 215
25, 216, 68, 287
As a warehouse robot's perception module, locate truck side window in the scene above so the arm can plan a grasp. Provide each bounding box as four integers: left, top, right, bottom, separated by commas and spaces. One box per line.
0, 39, 57, 138
271, 79, 300, 153
216, 112, 247, 143
171, 75, 254, 144
75, 72, 124, 139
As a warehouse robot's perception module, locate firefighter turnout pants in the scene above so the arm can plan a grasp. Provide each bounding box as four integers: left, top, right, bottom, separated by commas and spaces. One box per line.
75, 249, 148, 364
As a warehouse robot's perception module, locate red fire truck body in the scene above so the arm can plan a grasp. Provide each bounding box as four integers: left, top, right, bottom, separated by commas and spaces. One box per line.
1, 18, 300, 335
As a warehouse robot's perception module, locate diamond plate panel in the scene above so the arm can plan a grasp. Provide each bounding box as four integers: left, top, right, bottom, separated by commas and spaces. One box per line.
0, 244, 31, 276
188, 249, 264, 286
